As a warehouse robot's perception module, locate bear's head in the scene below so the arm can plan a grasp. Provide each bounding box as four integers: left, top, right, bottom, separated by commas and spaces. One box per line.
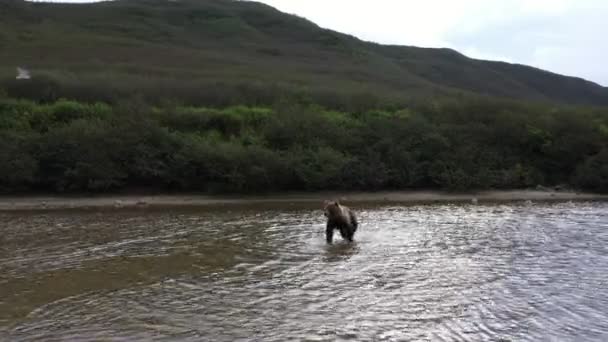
323, 200, 341, 218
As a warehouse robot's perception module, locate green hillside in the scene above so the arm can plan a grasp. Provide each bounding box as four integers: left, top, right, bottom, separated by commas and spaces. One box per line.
1, 0, 607, 107
0, 0, 607, 195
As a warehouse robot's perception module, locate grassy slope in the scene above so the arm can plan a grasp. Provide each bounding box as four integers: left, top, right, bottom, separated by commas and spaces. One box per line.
1, 0, 607, 106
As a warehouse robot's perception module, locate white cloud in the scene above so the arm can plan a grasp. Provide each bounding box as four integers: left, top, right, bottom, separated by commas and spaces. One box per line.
258, 0, 476, 47
259, 0, 608, 85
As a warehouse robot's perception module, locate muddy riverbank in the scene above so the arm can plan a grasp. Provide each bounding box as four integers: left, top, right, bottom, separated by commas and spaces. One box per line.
0, 190, 606, 211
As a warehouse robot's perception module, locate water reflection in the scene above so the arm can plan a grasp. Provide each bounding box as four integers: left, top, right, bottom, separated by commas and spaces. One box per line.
323, 242, 360, 263
1, 202, 607, 341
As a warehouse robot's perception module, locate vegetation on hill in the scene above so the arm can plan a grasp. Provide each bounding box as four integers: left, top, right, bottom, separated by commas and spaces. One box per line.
0, 0, 607, 107
0, 0, 606, 194
0, 96, 606, 194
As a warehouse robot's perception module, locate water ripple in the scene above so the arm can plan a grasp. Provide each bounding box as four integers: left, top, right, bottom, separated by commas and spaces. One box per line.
1, 202, 607, 341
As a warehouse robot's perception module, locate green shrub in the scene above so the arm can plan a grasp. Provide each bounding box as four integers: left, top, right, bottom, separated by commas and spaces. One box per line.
574, 149, 608, 193
35, 119, 127, 192
0, 131, 38, 191
0, 96, 605, 194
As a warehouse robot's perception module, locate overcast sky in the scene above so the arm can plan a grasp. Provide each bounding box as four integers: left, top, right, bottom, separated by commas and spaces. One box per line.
36, 0, 608, 86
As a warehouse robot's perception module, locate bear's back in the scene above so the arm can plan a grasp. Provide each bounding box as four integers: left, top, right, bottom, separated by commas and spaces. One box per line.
326, 203, 353, 226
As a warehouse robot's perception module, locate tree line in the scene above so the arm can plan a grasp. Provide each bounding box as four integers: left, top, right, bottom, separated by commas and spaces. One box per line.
0, 89, 606, 194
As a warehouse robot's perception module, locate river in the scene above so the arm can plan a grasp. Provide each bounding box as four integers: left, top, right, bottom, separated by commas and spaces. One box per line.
1, 201, 607, 341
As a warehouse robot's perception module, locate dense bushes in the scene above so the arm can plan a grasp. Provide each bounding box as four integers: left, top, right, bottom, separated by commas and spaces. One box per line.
0, 96, 606, 194
574, 149, 608, 193
0, 130, 38, 191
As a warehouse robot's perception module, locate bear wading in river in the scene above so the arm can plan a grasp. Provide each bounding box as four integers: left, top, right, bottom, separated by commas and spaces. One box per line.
323, 200, 358, 244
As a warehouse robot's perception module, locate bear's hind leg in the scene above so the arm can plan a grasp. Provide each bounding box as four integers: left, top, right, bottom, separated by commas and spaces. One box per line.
338, 226, 354, 242
345, 226, 355, 242
326, 223, 335, 244
338, 226, 349, 240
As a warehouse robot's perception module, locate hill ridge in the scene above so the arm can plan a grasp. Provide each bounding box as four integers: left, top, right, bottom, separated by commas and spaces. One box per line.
1, 0, 606, 106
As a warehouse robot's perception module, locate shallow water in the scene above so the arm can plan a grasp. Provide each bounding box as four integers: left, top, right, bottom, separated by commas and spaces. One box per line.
1, 201, 607, 341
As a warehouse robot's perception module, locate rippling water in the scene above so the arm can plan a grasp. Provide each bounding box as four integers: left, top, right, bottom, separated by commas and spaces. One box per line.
1, 201, 607, 341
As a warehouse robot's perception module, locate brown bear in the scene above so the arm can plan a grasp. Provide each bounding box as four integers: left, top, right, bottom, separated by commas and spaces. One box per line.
323, 200, 358, 244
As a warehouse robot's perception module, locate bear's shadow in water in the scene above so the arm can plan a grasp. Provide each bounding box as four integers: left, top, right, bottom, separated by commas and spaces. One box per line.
322, 241, 360, 263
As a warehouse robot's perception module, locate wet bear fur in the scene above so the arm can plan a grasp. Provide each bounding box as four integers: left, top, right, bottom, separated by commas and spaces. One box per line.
323, 200, 358, 244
